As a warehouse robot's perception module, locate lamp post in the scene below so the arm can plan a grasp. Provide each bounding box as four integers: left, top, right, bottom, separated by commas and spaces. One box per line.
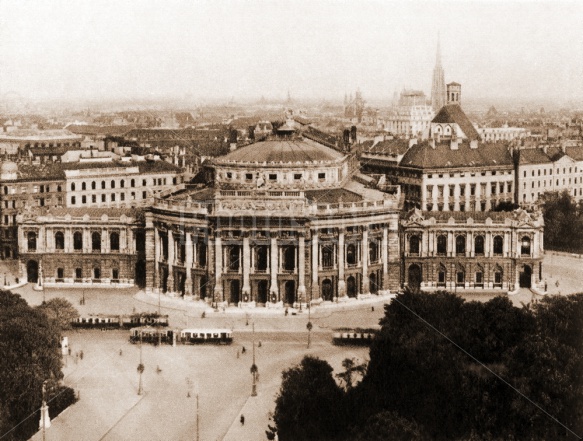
251, 321, 258, 397
137, 330, 144, 395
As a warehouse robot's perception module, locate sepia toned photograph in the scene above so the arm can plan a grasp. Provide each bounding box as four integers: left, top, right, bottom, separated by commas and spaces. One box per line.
0, 1, 582, 440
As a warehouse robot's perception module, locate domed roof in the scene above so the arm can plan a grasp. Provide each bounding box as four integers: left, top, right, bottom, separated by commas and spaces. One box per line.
218, 138, 345, 164
1, 161, 18, 173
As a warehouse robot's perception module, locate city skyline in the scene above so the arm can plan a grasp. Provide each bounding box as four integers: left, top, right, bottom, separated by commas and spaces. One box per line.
0, 0, 582, 106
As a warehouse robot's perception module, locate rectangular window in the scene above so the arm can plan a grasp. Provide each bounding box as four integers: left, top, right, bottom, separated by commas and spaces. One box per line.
294, 173, 302, 180
121, 193, 125, 201
71, 196, 76, 205
92, 195, 96, 203
318, 173, 326, 181
470, 184, 475, 196
460, 186, 465, 197
142, 191, 147, 199
82, 195, 86, 204
102, 194, 106, 202
245, 173, 253, 181
112, 194, 116, 202
269, 174, 277, 181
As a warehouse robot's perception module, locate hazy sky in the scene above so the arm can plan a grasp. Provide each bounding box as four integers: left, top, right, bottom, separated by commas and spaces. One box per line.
0, 0, 582, 104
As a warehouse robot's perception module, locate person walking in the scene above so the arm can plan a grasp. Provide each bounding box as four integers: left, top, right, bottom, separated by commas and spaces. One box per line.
240, 415, 245, 425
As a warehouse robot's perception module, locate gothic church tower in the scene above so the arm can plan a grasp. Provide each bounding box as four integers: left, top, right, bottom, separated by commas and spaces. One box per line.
431, 36, 446, 113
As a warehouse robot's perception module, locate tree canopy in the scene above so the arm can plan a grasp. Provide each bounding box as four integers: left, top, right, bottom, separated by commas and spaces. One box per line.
270, 291, 583, 440
0, 290, 63, 441
539, 190, 583, 252
36, 297, 79, 331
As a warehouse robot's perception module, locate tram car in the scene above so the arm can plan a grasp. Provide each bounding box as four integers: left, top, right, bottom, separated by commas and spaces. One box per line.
180, 328, 233, 345
129, 326, 175, 344
128, 327, 233, 345
72, 313, 169, 329
332, 328, 379, 346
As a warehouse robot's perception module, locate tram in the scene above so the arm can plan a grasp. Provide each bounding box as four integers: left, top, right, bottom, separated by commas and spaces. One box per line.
129, 327, 233, 345
72, 313, 169, 329
332, 328, 378, 345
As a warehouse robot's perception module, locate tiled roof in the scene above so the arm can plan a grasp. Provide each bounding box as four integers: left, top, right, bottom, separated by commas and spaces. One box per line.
565, 145, 583, 161
65, 125, 134, 136
304, 188, 363, 204
399, 140, 513, 170
167, 187, 215, 202
367, 139, 410, 156
218, 138, 345, 163
518, 148, 551, 165
432, 105, 481, 141
546, 147, 565, 161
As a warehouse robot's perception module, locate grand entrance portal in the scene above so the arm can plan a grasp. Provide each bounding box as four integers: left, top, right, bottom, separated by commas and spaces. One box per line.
408, 264, 422, 290
519, 265, 532, 288
27, 260, 38, 284
230, 279, 240, 304
284, 280, 295, 305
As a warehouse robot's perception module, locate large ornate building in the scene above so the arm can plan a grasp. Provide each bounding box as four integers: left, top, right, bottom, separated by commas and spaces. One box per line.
145, 127, 403, 306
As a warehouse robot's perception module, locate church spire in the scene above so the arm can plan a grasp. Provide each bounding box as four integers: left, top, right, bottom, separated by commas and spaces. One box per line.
431, 34, 446, 113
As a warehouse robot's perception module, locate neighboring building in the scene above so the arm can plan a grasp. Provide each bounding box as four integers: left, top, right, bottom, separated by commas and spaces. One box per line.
428, 84, 480, 142
401, 208, 545, 291
0, 129, 83, 161
517, 145, 583, 205
0, 161, 66, 259
478, 125, 528, 143
386, 90, 434, 138
17, 207, 145, 288
64, 159, 183, 209
145, 126, 403, 305
344, 90, 366, 123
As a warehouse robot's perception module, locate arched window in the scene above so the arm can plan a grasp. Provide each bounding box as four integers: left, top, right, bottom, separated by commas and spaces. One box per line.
322, 245, 334, 268
521, 236, 531, 256
92, 232, 101, 251
101, 181, 106, 189
120, 180, 125, 188
493, 236, 503, 255
197, 243, 207, 267
91, 181, 96, 190
255, 245, 268, 271
73, 232, 83, 250
437, 265, 447, 287
437, 235, 447, 255
455, 235, 466, 254
229, 246, 240, 271
110, 232, 120, 251
81, 182, 86, 190
346, 244, 357, 265
27, 231, 37, 251
474, 235, 485, 255
369, 241, 379, 263
283, 246, 296, 271
71, 183, 75, 191
55, 231, 65, 250
409, 235, 420, 255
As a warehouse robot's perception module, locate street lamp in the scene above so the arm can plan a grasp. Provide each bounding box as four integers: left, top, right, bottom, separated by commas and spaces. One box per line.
137, 330, 144, 395
251, 322, 258, 397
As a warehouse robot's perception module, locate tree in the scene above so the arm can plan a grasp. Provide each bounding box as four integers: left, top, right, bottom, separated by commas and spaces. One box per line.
36, 297, 79, 331
0, 290, 63, 440
336, 358, 367, 391
273, 356, 345, 441
352, 411, 424, 441
539, 190, 583, 252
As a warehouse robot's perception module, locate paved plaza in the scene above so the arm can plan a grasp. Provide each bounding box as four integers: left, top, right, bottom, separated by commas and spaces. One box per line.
5, 251, 581, 440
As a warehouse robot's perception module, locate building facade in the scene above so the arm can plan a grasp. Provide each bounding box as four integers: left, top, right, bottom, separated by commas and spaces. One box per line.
17, 207, 145, 288
401, 209, 545, 291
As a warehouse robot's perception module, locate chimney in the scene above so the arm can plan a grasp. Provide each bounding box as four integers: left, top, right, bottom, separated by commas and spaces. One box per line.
409, 138, 417, 148
470, 139, 478, 149
450, 139, 459, 150
429, 138, 436, 149
561, 140, 567, 153
229, 142, 237, 151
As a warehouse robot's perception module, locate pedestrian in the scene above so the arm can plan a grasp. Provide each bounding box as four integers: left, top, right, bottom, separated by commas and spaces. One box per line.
68, 347, 71, 356
556, 280, 560, 288
544, 281, 548, 292
119, 349, 123, 356
242, 346, 246, 354
79, 350, 84, 360
240, 415, 245, 425
371, 306, 375, 312
258, 341, 262, 348
285, 308, 289, 317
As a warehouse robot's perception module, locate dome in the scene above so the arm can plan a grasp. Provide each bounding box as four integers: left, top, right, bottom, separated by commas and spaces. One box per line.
218, 138, 345, 164
1, 161, 18, 173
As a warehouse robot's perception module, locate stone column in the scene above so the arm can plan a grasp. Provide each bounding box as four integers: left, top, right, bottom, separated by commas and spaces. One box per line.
154, 228, 160, 289
337, 231, 346, 297
467, 231, 473, 258
503, 232, 509, 257
167, 229, 174, 294
382, 226, 389, 290
214, 236, 223, 301
102, 228, 108, 253
311, 231, 319, 300
298, 233, 306, 301
362, 227, 369, 294
270, 237, 278, 300
242, 234, 251, 299
448, 231, 454, 257
432, 184, 438, 210
185, 233, 193, 297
